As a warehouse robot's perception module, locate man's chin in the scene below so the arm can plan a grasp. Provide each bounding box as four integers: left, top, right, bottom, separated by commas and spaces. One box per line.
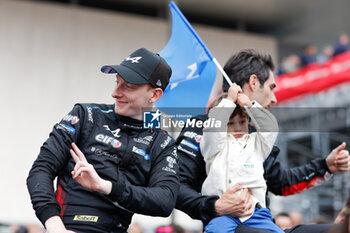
115, 108, 126, 116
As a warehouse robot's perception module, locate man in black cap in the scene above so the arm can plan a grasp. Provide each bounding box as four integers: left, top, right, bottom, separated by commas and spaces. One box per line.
27, 48, 179, 233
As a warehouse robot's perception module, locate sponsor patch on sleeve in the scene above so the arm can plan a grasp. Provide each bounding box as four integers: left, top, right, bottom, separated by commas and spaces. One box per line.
57, 123, 76, 134
62, 114, 80, 125
180, 139, 199, 151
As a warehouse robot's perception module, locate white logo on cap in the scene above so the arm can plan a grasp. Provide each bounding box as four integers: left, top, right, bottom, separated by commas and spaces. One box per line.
156, 80, 162, 87
125, 56, 142, 63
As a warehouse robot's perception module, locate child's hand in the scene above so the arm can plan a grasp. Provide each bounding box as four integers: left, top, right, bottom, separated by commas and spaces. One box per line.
237, 93, 253, 108
227, 84, 242, 103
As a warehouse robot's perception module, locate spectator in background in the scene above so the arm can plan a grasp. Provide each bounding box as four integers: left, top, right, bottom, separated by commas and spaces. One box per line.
317, 45, 334, 64
335, 197, 350, 225
24, 224, 44, 233
333, 32, 349, 57
329, 196, 350, 233
279, 54, 301, 75
300, 44, 317, 67
311, 216, 330, 224
275, 213, 294, 230
289, 211, 303, 227
155, 224, 185, 233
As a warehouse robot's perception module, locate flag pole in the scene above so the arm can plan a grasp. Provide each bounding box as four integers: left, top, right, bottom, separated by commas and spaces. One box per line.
212, 58, 261, 131
169, 1, 260, 130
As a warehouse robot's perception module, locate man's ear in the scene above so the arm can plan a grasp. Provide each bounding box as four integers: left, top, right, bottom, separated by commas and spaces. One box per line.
248, 74, 259, 91
149, 88, 163, 104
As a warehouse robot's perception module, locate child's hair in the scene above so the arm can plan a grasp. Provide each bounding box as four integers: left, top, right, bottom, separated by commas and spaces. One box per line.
208, 93, 249, 119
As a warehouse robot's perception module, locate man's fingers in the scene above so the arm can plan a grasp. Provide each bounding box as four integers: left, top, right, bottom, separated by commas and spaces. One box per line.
339, 150, 349, 157
239, 188, 252, 213
335, 152, 350, 165
71, 143, 87, 162
236, 199, 253, 217
229, 184, 242, 193
337, 160, 350, 169
336, 156, 350, 165
71, 161, 84, 177
70, 149, 80, 163
242, 190, 252, 210
334, 142, 346, 154
244, 202, 254, 215
72, 166, 90, 179
240, 188, 249, 199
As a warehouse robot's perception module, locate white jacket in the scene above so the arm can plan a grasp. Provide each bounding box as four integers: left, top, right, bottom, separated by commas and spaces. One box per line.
200, 98, 278, 222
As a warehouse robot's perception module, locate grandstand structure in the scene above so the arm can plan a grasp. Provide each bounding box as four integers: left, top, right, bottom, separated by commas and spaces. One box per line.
273, 76, 350, 222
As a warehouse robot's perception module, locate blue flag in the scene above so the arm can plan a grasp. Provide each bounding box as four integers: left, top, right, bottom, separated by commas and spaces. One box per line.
155, 1, 217, 117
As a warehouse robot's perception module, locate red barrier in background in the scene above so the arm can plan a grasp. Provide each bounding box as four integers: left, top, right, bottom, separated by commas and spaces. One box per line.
275, 51, 350, 103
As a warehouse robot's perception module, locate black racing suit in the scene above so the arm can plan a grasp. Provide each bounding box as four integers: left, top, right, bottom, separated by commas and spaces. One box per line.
175, 115, 332, 233
27, 103, 179, 233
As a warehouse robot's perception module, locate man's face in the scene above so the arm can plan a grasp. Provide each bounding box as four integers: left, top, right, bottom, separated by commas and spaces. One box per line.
250, 70, 277, 109
111, 74, 155, 120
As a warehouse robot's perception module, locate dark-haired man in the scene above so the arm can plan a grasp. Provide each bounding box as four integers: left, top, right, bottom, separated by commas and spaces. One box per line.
176, 49, 350, 233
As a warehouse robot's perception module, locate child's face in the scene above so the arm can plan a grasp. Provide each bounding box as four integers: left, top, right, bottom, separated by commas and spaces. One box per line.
227, 114, 249, 138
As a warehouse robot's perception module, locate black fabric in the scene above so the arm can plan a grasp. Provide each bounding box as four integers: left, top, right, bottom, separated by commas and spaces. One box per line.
235, 223, 332, 233
27, 103, 179, 230
235, 225, 274, 233
284, 224, 332, 233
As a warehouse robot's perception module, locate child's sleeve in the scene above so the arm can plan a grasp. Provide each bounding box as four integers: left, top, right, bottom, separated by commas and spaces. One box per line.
200, 99, 236, 170
249, 101, 279, 159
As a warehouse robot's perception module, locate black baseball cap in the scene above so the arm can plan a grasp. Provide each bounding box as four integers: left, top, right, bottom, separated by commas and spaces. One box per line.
101, 48, 172, 91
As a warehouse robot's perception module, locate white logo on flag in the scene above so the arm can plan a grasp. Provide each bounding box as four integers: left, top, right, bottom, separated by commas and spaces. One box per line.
169, 63, 199, 90
186, 63, 200, 80
125, 56, 142, 63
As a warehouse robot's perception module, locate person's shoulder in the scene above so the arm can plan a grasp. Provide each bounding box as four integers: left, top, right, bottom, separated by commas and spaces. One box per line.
75, 103, 114, 113
148, 129, 176, 153
175, 114, 208, 152
178, 114, 208, 136
192, 114, 208, 122
152, 129, 174, 141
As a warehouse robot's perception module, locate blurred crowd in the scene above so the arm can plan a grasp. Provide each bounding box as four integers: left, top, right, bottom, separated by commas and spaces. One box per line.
0, 222, 199, 233
0, 223, 44, 233
274, 196, 350, 233
1, 198, 349, 233
128, 223, 201, 233
278, 32, 349, 75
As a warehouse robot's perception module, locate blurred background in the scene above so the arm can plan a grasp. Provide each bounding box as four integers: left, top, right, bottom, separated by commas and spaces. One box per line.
1, 0, 350, 232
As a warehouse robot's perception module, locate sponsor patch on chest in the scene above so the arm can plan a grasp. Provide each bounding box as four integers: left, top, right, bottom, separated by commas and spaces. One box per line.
132, 146, 150, 160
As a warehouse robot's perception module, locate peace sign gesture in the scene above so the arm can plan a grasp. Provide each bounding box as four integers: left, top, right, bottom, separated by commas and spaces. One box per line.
70, 143, 112, 195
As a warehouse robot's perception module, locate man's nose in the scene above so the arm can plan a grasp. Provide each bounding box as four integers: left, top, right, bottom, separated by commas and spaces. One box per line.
271, 92, 277, 105
111, 84, 122, 98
